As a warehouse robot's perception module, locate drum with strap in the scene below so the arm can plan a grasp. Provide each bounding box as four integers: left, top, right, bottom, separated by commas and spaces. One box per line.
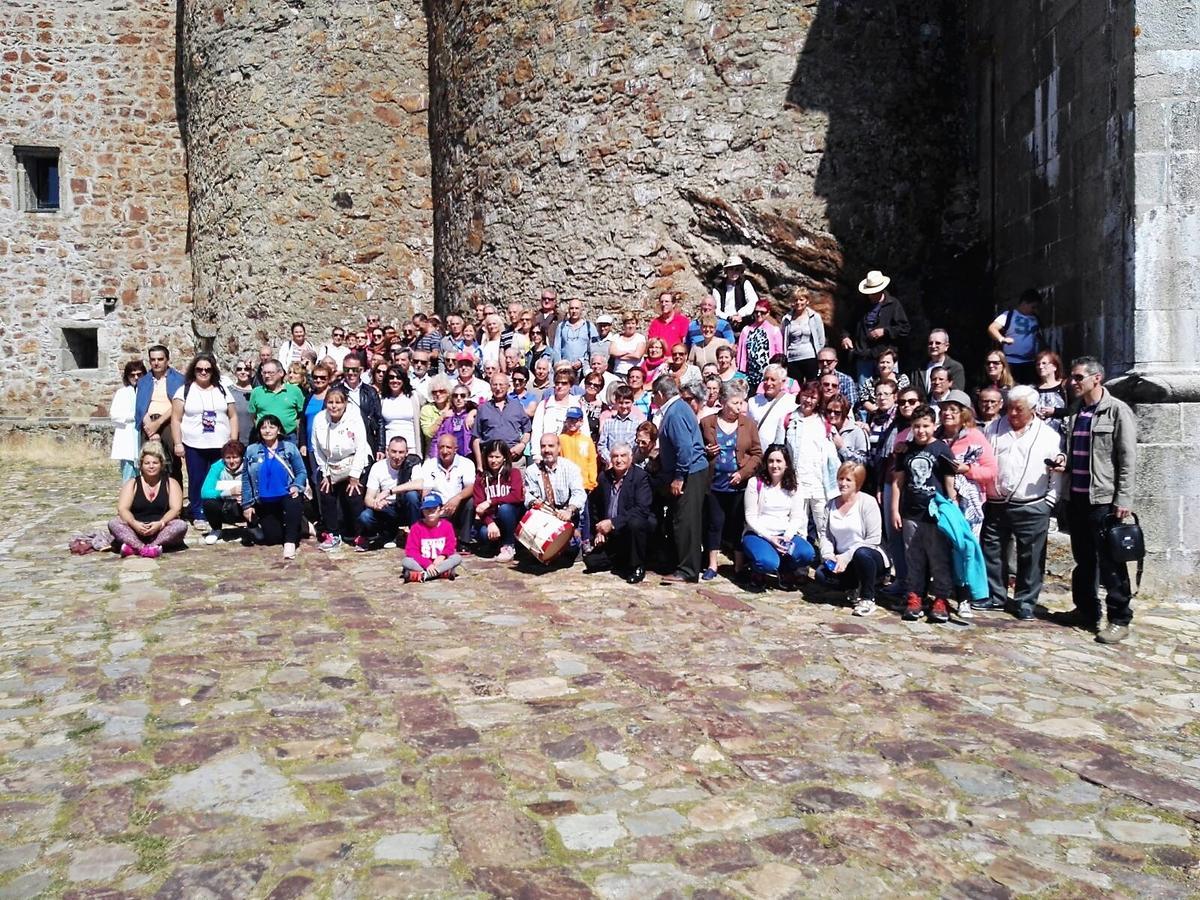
516, 508, 573, 564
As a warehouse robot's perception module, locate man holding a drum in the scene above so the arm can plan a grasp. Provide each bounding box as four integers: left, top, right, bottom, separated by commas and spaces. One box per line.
520, 434, 586, 565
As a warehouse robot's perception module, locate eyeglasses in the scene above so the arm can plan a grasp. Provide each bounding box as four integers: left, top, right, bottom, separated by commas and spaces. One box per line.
413, 359, 430, 365
555, 379, 571, 385
194, 366, 213, 373
899, 398, 920, 406
1070, 373, 1094, 383
452, 392, 469, 399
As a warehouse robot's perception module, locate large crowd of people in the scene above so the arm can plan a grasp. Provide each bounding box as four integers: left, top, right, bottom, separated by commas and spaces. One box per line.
106, 260, 1139, 644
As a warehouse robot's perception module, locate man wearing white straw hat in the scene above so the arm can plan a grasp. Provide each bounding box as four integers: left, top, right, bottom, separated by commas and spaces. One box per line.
840, 269, 911, 389
712, 255, 759, 328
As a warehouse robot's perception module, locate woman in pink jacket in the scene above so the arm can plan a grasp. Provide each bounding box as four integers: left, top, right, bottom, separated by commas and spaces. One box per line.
936, 390, 997, 538
735, 299, 783, 394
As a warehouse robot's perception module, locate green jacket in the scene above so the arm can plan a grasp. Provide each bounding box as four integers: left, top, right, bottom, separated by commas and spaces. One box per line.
1063, 388, 1136, 508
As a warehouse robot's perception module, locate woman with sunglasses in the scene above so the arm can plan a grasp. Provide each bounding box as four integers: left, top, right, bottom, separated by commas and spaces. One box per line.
228, 358, 256, 445
735, 299, 783, 395
170, 353, 238, 523
877, 385, 922, 593
527, 324, 558, 370
431, 382, 476, 459
379, 366, 423, 459
826, 394, 868, 464
979, 351, 1016, 397
531, 365, 584, 449
110, 359, 146, 483
370, 362, 390, 394
580, 374, 607, 442
640, 336, 669, 381
1033, 349, 1068, 433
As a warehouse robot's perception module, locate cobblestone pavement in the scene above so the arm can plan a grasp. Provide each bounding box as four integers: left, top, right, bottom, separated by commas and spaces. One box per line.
2, 462, 1199, 899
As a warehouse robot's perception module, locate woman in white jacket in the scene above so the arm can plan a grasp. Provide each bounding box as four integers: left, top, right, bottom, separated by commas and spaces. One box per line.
777, 384, 839, 551
819, 461, 890, 617
741, 444, 817, 590
311, 387, 370, 551
110, 360, 146, 482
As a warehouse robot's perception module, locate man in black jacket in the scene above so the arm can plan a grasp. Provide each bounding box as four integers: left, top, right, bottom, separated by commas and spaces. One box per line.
583, 443, 656, 583
841, 269, 911, 387
907, 328, 966, 397
336, 359, 383, 463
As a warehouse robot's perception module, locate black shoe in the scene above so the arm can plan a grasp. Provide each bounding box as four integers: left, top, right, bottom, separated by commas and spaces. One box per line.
970, 597, 1006, 611
625, 567, 646, 584
1053, 608, 1100, 632
660, 573, 699, 585
1014, 605, 1035, 621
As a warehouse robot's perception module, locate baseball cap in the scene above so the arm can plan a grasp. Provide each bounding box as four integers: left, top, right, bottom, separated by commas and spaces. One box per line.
420, 493, 444, 510
455, 352, 475, 364
564, 408, 584, 420
596, 314, 614, 325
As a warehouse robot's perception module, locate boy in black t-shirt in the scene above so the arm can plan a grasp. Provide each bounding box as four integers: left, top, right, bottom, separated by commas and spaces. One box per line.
890, 405, 957, 622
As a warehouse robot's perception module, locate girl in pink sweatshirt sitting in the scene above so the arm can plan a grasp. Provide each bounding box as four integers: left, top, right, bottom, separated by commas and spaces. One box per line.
403, 493, 463, 582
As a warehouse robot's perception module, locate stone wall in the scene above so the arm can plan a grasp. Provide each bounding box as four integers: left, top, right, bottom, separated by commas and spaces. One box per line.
0, 0, 191, 418
969, 0, 1136, 368
428, 0, 979, 350
180, 0, 433, 362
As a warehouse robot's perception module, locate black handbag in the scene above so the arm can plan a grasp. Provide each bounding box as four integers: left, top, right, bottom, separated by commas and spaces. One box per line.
1103, 512, 1145, 593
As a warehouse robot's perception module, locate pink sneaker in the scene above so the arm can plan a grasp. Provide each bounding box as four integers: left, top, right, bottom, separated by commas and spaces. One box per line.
497, 545, 516, 562
120, 543, 136, 558
140, 545, 162, 559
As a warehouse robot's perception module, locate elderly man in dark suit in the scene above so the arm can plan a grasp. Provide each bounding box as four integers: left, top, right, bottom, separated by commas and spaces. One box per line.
583, 443, 656, 583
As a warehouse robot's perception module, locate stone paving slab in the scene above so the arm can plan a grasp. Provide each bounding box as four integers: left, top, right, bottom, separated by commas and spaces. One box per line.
0, 466, 1198, 897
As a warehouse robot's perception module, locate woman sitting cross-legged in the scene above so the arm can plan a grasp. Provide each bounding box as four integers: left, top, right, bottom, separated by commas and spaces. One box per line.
473, 439, 524, 561
242, 414, 308, 560
740, 444, 817, 590
200, 439, 247, 544
818, 461, 890, 617
311, 387, 371, 551
108, 442, 187, 558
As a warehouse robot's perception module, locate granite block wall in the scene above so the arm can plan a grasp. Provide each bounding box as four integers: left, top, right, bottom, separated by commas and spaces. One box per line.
180, 0, 433, 362
0, 0, 192, 417
427, 0, 980, 349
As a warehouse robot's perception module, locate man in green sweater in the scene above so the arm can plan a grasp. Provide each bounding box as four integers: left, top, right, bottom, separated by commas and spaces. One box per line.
248, 359, 306, 446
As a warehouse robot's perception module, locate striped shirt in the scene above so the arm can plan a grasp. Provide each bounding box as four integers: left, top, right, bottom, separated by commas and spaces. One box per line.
1069, 404, 1096, 495
597, 410, 646, 464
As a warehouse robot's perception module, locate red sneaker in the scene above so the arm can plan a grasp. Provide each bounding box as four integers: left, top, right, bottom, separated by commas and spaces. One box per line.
405, 570, 425, 584
930, 597, 950, 622
902, 593, 924, 621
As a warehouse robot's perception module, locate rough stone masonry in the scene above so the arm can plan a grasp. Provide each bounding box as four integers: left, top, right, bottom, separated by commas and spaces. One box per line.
1, 0, 1198, 592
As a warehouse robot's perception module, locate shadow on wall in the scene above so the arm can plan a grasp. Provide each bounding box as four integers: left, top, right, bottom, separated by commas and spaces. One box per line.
787, 0, 988, 367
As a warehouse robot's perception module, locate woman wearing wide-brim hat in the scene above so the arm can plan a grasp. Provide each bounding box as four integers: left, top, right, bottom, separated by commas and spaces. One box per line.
839, 270, 911, 389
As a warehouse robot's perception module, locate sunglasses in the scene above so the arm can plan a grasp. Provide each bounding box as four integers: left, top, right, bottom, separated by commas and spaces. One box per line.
512, 376, 527, 383
388, 376, 403, 382
194, 366, 213, 373
312, 375, 329, 381
899, 398, 920, 405
343, 367, 361, 373
586, 382, 603, 389
452, 393, 469, 399
1069, 373, 1093, 382
234, 365, 250, 371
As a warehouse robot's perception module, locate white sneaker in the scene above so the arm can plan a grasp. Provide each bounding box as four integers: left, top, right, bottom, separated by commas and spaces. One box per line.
383, 540, 398, 550
958, 601, 974, 619
497, 544, 516, 562
853, 597, 876, 617
282, 542, 297, 560
204, 529, 222, 545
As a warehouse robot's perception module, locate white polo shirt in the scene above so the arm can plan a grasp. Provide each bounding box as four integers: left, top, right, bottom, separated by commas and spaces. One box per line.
418, 454, 476, 500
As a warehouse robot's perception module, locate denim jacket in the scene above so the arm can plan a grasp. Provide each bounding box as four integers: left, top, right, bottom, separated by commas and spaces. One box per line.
241, 441, 307, 509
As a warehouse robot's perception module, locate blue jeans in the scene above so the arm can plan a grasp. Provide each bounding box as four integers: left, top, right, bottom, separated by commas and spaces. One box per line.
741, 533, 815, 575
183, 444, 223, 520
477, 502, 522, 548
855, 358, 877, 390
358, 490, 421, 540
